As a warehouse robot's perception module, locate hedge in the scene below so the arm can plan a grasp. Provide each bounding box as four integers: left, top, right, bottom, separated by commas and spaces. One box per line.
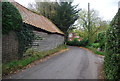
104, 8, 120, 80
97, 31, 106, 51
66, 38, 88, 47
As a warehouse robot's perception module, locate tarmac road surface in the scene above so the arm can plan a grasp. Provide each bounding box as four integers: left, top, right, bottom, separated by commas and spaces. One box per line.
6, 46, 103, 79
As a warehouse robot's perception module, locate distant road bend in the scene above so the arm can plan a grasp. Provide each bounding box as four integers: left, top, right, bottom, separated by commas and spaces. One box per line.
7, 46, 103, 79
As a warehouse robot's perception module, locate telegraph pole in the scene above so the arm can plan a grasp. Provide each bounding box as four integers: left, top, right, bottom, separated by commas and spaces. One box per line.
88, 3, 91, 43
118, 1, 120, 9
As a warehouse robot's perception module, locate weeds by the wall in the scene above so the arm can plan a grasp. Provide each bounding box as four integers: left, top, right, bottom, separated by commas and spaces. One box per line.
2, 44, 67, 76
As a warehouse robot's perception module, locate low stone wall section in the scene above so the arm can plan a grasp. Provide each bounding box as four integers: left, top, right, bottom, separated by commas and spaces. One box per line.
2, 30, 64, 63
2, 31, 18, 63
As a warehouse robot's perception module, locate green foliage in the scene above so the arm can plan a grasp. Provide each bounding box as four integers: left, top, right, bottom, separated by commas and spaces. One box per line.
53, 2, 80, 34
15, 23, 35, 58
104, 9, 120, 80
76, 9, 109, 43
96, 31, 106, 50
2, 2, 22, 34
34, 35, 43, 40
2, 44, 67, 76
66, 38, 88, 47
29, 2, 80, 34
86, 46, 105, 55
95, 51, 105, 55
88, 43, 100, 48
34, 2, 58, 21
104, 54, 120, 79
2, 2, 35, 62
86, 43, 105, 55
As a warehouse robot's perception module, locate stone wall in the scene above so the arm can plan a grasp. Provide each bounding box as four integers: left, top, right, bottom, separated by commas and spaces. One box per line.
2, 30, 64, 63
2, 31, 18, 63
32, 30, 64, 51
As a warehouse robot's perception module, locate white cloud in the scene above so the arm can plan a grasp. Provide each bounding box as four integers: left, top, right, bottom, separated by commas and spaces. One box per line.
73, 0, 119, 21
14, 0, 35, 7
14, 0, 119, 21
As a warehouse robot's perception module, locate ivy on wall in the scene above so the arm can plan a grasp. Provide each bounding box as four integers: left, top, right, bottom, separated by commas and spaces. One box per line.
2, 2, 35, 59
2, 2, 22, 34
15, 23, 34, 58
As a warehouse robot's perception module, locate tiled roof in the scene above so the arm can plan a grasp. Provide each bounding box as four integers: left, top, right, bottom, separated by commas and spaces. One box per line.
10, 2, 64, 35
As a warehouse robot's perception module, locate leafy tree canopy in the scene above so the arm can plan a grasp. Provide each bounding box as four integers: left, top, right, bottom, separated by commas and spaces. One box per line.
28, 1, 80, 34
76, 9, 109, 43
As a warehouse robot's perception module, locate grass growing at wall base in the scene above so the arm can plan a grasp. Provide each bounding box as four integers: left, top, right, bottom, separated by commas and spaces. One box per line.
2, 44, 67, 76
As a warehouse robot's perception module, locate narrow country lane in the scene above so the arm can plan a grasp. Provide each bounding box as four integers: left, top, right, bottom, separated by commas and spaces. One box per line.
6, 46, 104, 79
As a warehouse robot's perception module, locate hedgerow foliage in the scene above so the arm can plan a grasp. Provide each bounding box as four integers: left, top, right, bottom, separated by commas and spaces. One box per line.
66, 38, 88, 47
2, 2, 22, 34
104, 9, 120, 80
97, 31, 106, 51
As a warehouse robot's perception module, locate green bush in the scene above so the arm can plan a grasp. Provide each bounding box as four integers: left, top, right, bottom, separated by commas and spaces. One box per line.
88, 43, 100, 48
86, 46, 105, 55
2, 2, 22, 34
104, 9, 120, 80
66, 38, 88, 47
96, 31, 106, 50
104, 54, 120, 79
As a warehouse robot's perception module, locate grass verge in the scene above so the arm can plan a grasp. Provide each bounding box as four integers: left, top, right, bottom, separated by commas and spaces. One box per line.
85, 46, 105, 55
3, 44, 67, 76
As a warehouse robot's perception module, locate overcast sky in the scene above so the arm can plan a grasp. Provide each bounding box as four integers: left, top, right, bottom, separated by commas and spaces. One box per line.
14, 0, 119, 21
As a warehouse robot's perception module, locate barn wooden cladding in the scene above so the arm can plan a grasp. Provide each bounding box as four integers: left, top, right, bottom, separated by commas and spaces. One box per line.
10, 1, 64, 35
